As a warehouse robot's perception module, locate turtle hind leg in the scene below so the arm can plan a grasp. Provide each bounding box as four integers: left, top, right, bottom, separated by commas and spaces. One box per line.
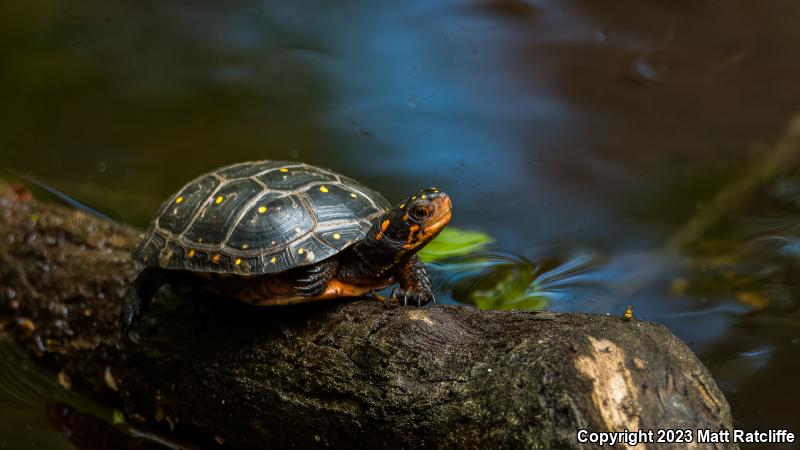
119, 267, 169, 341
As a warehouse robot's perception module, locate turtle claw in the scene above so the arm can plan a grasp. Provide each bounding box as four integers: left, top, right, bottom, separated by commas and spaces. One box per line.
390, 288, 432, 307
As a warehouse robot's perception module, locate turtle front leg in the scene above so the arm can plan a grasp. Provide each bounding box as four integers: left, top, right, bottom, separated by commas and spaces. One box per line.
391, 255, 434, 307
295, 259, 339, 298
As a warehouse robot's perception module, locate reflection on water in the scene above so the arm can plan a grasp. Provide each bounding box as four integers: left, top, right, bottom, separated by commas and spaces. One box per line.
0, 337, 187, 449
3, 0, 800, 447
0, 336, 94, 449
435, 250, 606, 310
436, 251, 545, 309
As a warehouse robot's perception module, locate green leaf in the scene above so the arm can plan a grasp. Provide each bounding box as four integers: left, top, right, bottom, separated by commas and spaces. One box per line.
418, 227, 493, 262
469, 265, 549, 310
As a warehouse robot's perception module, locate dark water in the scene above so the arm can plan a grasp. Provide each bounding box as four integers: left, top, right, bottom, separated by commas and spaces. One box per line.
2, 0, 800, 448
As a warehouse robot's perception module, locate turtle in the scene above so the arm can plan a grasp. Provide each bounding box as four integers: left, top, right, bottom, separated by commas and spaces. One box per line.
120, 160, 452, 335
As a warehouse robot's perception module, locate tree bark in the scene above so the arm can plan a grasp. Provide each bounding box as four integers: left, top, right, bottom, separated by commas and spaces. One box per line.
0, 186, 735, 449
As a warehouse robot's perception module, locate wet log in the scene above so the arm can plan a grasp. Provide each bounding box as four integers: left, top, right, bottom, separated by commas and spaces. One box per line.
0, 186, 734, 449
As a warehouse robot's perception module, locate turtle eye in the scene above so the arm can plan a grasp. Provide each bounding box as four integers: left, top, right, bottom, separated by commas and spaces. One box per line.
410, 204, 431, 220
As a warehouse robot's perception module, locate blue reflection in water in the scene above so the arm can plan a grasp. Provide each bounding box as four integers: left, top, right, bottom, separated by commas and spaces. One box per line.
264, 0, 604, 247
531, 252, 603, 302
713, 347, 774, 393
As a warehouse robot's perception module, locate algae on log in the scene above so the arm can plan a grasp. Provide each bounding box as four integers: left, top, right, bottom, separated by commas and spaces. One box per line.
0, 187, 734, 449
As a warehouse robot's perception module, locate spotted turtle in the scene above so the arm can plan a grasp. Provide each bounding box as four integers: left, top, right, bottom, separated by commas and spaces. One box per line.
120, 160, 452, 334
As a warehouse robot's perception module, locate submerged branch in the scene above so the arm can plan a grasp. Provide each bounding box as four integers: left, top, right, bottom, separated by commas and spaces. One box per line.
666, 113, 800, 251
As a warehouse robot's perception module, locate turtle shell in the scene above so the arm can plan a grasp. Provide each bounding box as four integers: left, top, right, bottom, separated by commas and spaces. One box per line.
133, 160, 391, 275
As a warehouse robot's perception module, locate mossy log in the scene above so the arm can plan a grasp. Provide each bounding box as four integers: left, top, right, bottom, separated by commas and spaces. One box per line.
0, 186, 734, 449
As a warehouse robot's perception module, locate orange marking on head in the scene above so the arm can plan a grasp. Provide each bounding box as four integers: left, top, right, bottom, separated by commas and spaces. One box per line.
187, 249, 195, 258
212, 254, 221, 263
375, 218, 391, 241
406, 224, 420, 246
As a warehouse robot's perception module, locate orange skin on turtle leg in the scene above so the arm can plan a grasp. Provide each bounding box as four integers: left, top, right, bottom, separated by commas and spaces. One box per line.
203, 272, 394, 306
249, 279, 393, 306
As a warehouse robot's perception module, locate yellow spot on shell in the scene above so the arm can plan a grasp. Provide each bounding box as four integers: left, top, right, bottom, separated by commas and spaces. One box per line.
421, 194, 426, 199
333, 233, 341, 239
215, 195, 224, 204
319, 185, 329, 193
187, 249, 195, 258
258, 206, 268, 214
399, 203, 405, 209
411, 196, 417, 200
298, 248, 304, 254
350, 193, 357, 198
270, 256, 277, 263
175, 196, 184, 204
212, 254, 221, 263
235, 258, 242, 265
280, 168, 289, 172
242, 244, 249, 249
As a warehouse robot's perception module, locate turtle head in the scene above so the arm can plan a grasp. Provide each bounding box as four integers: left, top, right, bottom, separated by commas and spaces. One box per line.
369, 188, 452, 254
